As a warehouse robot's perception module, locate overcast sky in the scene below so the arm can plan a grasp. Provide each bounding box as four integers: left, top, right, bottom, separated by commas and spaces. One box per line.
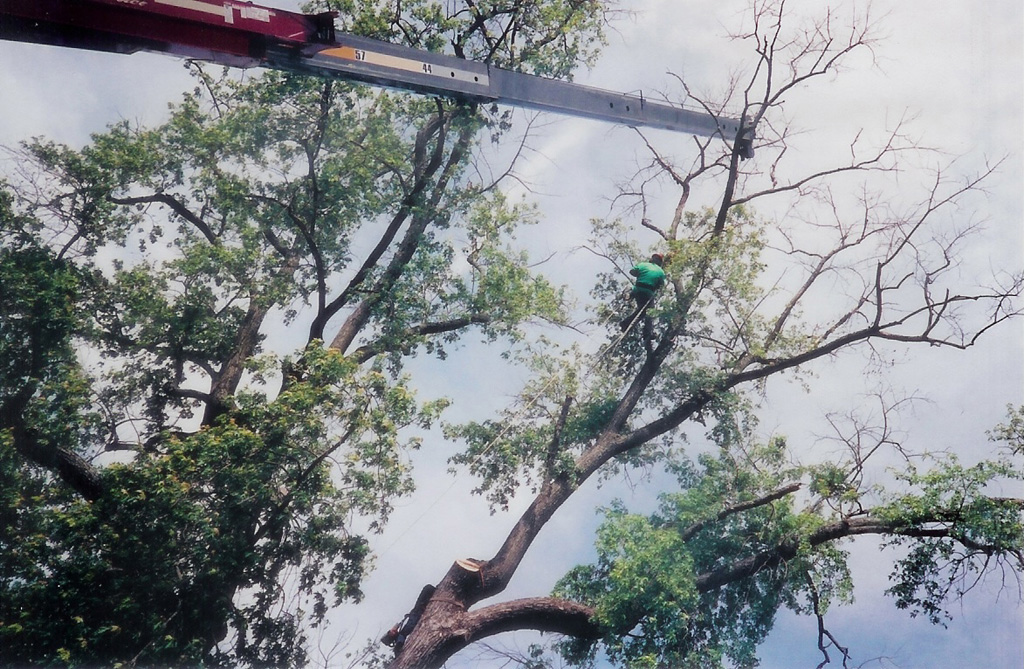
1, 1, 1022, 668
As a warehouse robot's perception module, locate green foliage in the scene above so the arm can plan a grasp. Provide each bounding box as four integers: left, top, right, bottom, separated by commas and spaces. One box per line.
325, 0, 609, 78
0, 28, 578, 662
445, 343, 606, 509
0, 238, 102, 471
447, 206, 779, 510
876, 448, 1024, 626
463, 193, 566, 332
990, 404, 1024, 457
0, 338, 448, 666
368, 190, 566, 367
4, 4, 1018, 668
556, 503, 700, 666
552, 408, 1024, 668
555, 434, 830, 668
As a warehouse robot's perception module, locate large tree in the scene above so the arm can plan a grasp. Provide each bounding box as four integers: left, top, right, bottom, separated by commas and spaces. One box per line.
0, 0, 594, 663
0, 1, 1020, 668
371, 2, 1024, 669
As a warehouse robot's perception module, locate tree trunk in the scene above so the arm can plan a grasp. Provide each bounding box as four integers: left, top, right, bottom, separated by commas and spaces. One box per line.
386, 559, 601, 669
387, 561, 482, 669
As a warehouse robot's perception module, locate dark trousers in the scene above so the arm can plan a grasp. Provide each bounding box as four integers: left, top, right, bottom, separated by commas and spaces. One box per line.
620, 289, 655, 332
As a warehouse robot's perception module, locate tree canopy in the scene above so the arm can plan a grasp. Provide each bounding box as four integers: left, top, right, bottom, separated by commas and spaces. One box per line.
0, 1, 1022, 668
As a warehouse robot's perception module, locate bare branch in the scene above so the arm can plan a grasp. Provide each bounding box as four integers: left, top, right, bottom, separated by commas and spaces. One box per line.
678, 482, 803, 541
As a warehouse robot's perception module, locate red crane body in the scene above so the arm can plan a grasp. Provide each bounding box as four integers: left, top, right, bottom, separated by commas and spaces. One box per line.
0, 0, 331, 65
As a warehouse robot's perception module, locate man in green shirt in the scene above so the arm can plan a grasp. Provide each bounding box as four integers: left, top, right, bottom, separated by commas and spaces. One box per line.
620, 253, 666, 331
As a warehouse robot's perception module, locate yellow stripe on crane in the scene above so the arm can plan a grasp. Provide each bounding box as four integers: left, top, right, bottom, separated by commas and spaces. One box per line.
318, 46, 487, 86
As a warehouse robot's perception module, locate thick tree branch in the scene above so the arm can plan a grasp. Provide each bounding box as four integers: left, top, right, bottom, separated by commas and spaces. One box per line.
2, 389, 104, 501
382, 4, 1020, 667
329, 120, 475, 354
693, 510, 1018, 593
108, 193, 217, 244
466, 597, 599, 641
348, 314, 493, 363
310, 112, 448, 343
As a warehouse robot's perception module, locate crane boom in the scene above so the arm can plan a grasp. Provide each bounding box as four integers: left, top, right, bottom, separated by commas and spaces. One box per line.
0, 0, 749, 145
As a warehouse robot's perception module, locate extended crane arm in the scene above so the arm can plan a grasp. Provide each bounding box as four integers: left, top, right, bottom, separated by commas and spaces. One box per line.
0, 0, 752, 148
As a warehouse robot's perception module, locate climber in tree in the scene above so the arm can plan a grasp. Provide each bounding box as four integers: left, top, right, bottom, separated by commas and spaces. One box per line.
620, 253, 666, 332
381, 585, 435, 653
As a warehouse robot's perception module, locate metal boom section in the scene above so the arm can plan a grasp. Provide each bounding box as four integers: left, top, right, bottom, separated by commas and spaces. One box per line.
0, 0, 749, 145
